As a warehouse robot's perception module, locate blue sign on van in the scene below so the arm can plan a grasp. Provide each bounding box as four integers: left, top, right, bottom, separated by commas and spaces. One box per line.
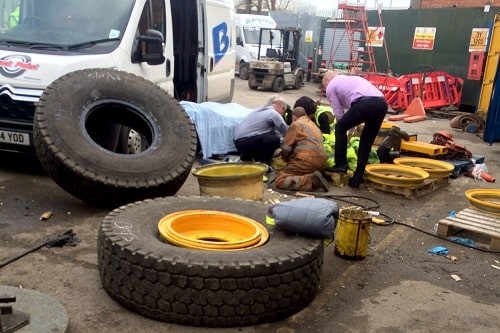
213, 22, 230, 64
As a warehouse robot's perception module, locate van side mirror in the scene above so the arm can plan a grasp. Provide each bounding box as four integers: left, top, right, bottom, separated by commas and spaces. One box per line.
138, 29, 165, 65
236, 37, 243, 46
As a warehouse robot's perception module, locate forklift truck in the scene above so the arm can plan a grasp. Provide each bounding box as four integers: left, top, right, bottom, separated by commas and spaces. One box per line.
247, 27, 305, 92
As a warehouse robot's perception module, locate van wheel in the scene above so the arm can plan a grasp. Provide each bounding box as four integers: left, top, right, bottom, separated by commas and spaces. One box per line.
98, 196, 324, 327
272, 77, 285, 92
239, 62, 249, 80
33, 68, 197, 208
294, 71, 304, 89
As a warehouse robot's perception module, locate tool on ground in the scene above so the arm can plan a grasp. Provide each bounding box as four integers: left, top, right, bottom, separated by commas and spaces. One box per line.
0, 230, 79, 269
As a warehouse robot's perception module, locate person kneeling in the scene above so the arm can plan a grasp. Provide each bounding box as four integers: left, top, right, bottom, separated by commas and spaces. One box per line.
272, 107, 329, 192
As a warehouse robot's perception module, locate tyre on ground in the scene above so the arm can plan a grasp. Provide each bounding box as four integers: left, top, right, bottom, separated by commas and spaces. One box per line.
98, 196, 324, 327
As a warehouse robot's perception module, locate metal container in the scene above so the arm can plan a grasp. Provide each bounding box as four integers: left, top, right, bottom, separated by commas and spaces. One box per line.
334, 209, 371, 260
192, 162, 268, 201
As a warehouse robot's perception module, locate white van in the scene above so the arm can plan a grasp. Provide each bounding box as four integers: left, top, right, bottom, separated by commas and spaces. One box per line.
234, 13, 277, 80
0, 0, 236, 153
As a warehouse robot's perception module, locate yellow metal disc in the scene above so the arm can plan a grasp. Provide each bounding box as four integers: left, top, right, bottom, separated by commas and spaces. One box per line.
365, 164, 429, 187
158, 210, 269, 251
393, 157, 454, 178
464, 189, 500, 214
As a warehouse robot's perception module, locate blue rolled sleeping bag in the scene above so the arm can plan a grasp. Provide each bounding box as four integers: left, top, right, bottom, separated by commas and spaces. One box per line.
267, 197, 339, 240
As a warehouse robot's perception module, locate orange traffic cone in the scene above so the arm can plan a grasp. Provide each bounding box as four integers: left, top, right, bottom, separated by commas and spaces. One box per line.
388, 97, 427, 123
480, 171, 496, 183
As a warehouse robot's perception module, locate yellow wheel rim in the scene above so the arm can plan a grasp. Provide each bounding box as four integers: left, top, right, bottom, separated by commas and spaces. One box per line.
158, 210, 269, 251
464, 189, 500, 214
393, 157, 454, 178
365, 164, 429, 187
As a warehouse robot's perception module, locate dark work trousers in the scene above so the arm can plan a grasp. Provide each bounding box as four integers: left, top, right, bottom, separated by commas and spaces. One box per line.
234, 133, 281, 165
334, 97, 388, 183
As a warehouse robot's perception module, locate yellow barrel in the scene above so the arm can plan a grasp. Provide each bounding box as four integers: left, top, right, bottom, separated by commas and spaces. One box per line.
334, 209, 371, 260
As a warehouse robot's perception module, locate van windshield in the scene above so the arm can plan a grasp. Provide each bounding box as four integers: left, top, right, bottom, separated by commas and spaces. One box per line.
243, 27, 282, 46
0, 0, 134, 48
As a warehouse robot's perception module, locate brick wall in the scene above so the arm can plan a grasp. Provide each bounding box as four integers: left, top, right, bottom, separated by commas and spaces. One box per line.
410, 0, 496, 8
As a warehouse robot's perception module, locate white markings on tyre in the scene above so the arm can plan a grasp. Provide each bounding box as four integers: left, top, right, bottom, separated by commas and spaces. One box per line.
112, 221, 135, 241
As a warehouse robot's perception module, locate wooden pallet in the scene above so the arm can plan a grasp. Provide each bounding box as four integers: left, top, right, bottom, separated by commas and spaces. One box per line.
364, 177, 450, 198
437, 207, 500, 250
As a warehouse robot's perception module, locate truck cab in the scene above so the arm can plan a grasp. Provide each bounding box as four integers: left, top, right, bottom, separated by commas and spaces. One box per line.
0, 0, 235, 153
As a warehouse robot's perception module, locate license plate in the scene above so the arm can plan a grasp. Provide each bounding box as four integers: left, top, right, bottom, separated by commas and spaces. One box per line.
0, 130, 30, 146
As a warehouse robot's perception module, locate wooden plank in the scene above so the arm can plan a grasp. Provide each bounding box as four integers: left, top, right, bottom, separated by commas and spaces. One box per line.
454, 212, 500, 229
463, 206, 500, 216
461, 207, 500, 220
464, 208, 500, 219
441, 215, 499, 230
437, 223, 454, 237
450, 211, 500, 226
492, 238, 500, 250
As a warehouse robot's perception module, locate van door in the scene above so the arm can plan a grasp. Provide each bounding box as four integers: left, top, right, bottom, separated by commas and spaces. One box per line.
202, 0, 235, 103
133, 0, 173, 95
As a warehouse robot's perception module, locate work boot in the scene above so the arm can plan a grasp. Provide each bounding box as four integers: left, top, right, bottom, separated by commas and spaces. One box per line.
313, 171, 330, 192
347, 172, 363, 189
326, 164, 348, 173
347, 177, 361, 189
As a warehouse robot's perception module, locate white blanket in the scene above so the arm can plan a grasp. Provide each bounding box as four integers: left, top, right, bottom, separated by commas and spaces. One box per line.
181, 101, 251, 159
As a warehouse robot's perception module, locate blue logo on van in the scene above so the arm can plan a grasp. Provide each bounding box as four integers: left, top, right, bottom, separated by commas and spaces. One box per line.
213, 22, 229, 64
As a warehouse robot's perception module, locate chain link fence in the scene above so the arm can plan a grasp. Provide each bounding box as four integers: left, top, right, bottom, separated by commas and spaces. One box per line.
271, 7, 341, 75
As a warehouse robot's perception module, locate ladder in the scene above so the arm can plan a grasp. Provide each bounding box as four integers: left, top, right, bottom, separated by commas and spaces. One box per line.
337, 0, 377, 74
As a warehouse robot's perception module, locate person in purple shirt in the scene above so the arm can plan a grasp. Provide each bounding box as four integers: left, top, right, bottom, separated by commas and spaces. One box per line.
234, 96, 289, 166
322, 71, 388, 188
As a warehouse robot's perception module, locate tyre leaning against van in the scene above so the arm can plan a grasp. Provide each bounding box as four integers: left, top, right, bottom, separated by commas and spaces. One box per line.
33, 68, 197, 208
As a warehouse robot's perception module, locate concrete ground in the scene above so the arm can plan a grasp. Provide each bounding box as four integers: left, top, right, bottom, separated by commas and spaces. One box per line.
0, 78, 499, 332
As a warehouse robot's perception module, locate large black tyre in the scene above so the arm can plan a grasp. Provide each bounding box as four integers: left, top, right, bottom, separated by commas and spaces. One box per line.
239, 62, 249, 80
272, 76, 285, 92
34, 69, 197, 208
98, 196, 324, 327
248, 74, 259, 90
294, 70, 304, 90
